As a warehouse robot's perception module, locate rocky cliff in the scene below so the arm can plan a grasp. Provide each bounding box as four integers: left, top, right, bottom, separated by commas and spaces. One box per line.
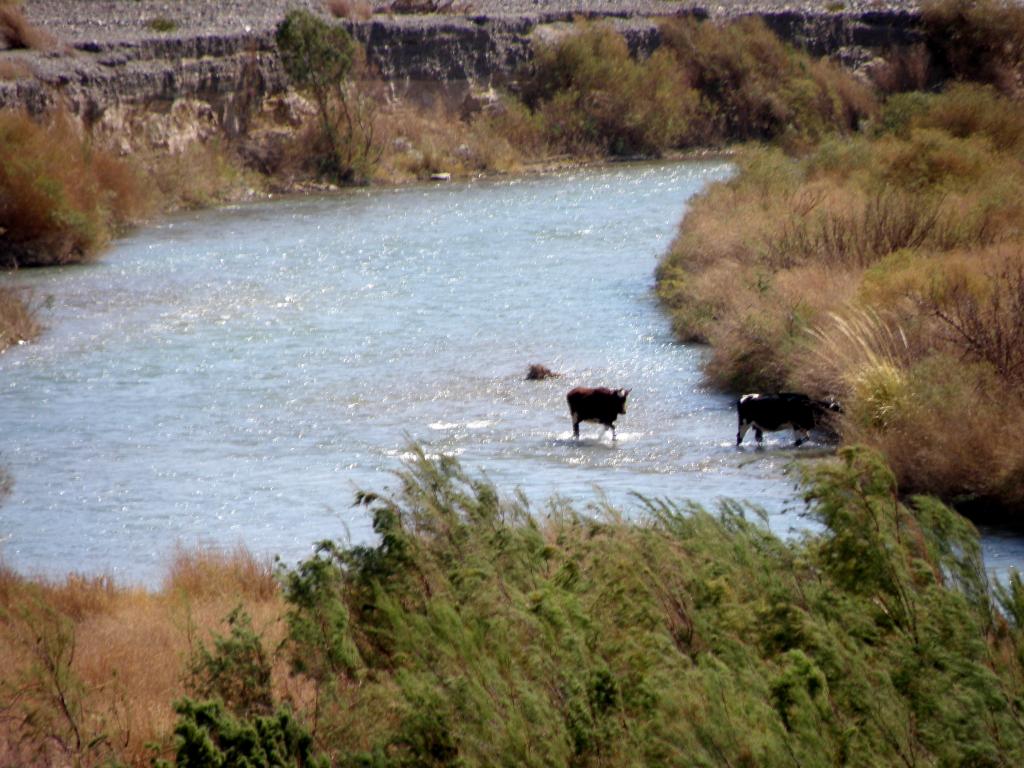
0, 1, 923, 146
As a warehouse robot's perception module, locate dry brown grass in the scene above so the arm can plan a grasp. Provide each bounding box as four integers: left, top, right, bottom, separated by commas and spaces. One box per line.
0, 58, 31, 80
145, 140, 259, 211
374, 99, 531, 182
0, 109, 153, 267
163, 543, 278, 601
0, 5, 57, 50
0, 549, 288, 766
326, 0, 373, 20
844, 356, 1024, 508
0, 285, 42, 351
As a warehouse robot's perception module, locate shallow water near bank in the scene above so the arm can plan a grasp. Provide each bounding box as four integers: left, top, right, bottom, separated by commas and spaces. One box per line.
2, 161, 1021, 586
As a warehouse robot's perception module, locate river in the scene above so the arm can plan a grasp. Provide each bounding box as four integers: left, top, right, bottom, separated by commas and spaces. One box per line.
2, 160, 1022, 586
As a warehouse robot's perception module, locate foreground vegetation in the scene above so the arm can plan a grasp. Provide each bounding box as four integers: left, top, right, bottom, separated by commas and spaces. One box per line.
3, 448, 1024, 766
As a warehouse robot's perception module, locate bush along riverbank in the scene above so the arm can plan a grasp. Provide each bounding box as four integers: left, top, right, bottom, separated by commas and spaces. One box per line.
657, 0, 1024, 517
657, 83, 1024, 515
5, 447, 1024, 766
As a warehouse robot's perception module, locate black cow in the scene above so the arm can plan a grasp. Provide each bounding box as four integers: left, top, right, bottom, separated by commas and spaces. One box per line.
736, 392, 841, 447
567, 386, 630, 440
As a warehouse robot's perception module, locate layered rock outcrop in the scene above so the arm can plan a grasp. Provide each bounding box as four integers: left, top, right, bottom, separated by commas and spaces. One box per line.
0, 0, 923, 147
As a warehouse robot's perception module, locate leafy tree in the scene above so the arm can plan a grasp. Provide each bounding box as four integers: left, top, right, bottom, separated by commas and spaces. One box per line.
275, 10, 381, 182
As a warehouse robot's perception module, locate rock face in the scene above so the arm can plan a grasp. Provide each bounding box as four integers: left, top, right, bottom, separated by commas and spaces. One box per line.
0, 0, 923, 147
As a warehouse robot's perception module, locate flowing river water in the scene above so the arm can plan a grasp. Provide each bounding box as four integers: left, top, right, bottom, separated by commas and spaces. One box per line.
2, 160, 1023, 586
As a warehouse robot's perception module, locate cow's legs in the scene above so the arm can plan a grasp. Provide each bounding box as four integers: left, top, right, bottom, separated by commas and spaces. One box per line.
572, 414, 580, 439
737, 419, 750, 445
610, 424, 617, 441
754, 426, 764, 445
793, 429, 810, 447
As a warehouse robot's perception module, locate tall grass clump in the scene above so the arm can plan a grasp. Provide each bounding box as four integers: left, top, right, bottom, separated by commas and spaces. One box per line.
0, 548, 288, 767
0, 110, 152, 268
656, 82, 1024, 513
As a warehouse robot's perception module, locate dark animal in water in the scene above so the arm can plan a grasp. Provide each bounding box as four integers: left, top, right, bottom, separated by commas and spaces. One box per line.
736, 392, 841, 446
526, 363, 559, 381
567, 386, 630, 440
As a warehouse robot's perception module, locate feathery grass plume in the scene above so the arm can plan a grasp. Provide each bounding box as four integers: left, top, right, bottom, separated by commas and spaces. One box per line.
656, 83, 1024, 510
260, 447, 1024, 765
6, 449, 1024, 763
808, 308, 911, 429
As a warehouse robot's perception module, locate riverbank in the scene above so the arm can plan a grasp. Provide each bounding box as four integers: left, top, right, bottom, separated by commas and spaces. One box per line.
656, 0, 1024, 517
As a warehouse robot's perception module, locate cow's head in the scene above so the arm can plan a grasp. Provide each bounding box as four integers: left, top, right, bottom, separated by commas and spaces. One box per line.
617, 388, 631, 413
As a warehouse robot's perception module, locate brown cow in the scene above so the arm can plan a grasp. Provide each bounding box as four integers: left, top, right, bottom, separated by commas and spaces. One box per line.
567, 386, 630, 440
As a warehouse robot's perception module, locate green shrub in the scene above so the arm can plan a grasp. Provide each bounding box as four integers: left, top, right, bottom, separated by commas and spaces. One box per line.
516, 18, 873, 157
655, 84, 1024, 510
915, 82, 1024, 151
147, 17, 177, 33
874, 91, 934, 139
522, 23, 698, 156
187, 606, 274, 719
659, 17, 876, 147
156, 699, 328, 768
